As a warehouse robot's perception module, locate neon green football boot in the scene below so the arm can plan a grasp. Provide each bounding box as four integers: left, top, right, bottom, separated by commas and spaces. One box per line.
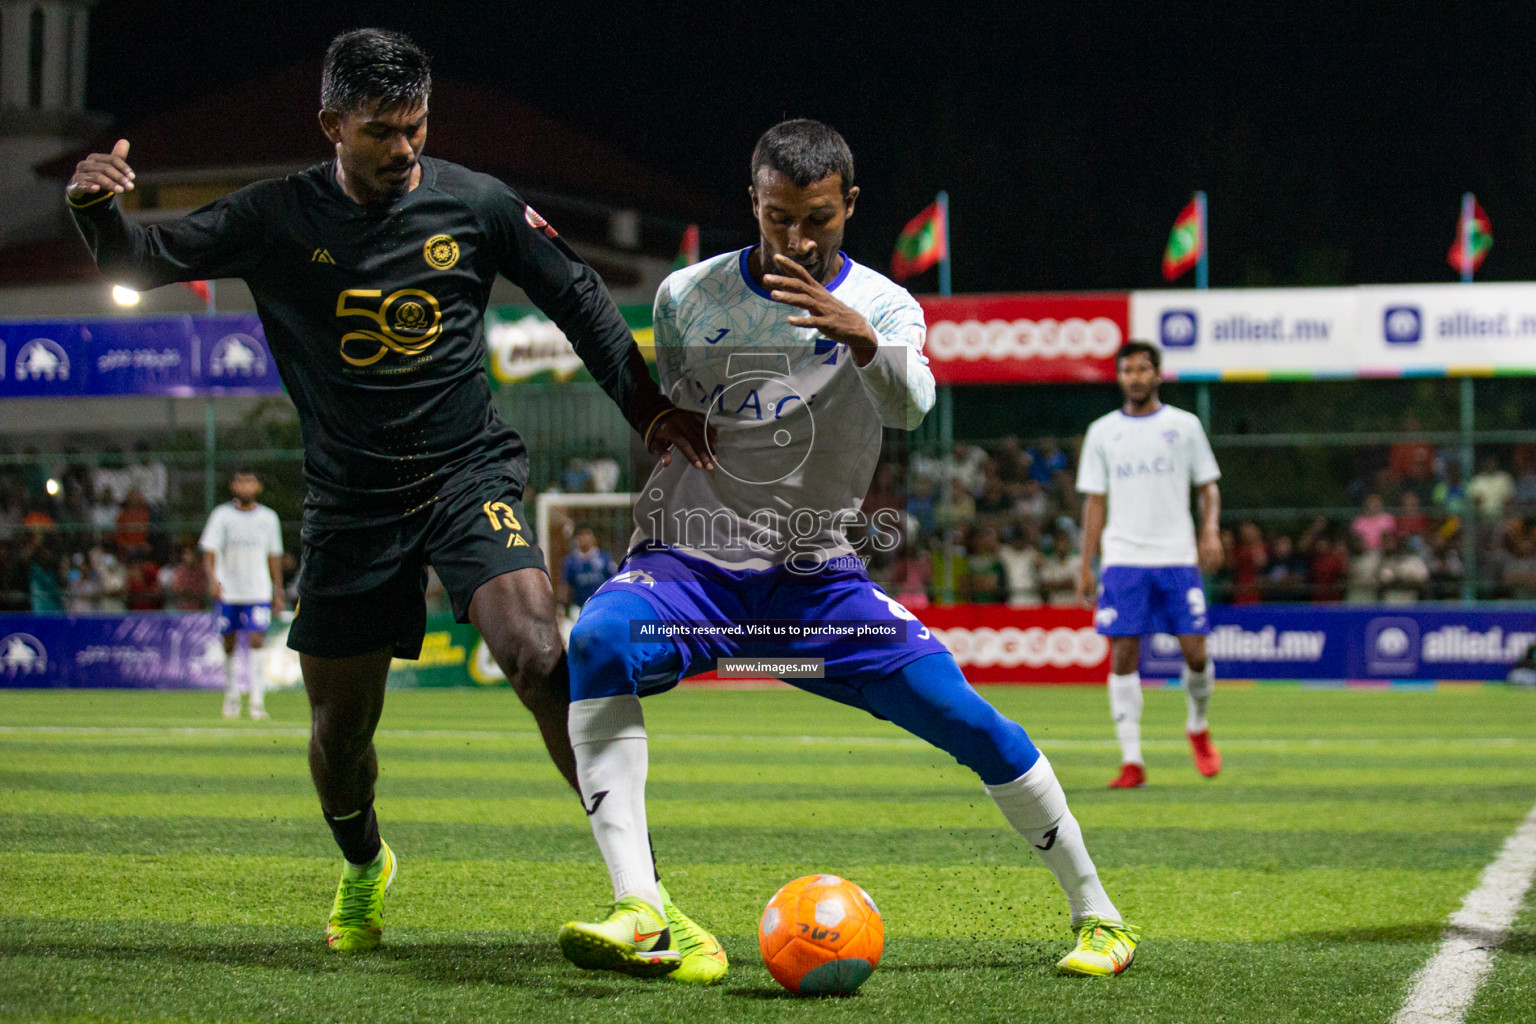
557, 895, 682, 978
1056, 917, 1139, 976
658, 882, 728, 985
326, 840, 396, 951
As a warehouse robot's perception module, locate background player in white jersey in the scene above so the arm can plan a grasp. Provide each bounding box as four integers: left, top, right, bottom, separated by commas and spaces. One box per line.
200, 469, 284, 720
1075, 341, 1223, 789
556, 120, 1138, 984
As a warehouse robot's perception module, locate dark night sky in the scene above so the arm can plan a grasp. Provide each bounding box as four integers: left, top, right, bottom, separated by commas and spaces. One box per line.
83, 2, 1536, 293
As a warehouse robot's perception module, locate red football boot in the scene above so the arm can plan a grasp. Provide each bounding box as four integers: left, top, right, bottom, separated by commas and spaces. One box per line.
1106, 763, 1146, 789
1188, 729, 1222, 777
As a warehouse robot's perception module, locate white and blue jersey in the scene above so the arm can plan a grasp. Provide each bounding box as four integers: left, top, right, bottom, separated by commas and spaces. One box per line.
587, 247, 944, 682
633, 247, 935, 569
199, 501, 282, 603
1077, 403, 1220, 637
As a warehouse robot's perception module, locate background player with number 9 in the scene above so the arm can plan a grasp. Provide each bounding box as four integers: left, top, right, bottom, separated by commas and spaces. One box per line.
1076, 340, 1225, 789
199, 468, 283, 720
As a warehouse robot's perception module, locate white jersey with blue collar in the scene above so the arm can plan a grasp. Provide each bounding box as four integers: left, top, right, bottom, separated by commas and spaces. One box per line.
1076, 403, 1221, 567
632, 247, 936, 568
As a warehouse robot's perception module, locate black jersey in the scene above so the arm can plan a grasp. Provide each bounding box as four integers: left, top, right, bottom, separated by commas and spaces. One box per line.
69, 156, 670, 527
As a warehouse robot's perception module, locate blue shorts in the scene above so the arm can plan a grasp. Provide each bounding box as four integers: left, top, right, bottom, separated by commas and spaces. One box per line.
1095, 565, 1209, 637
216, 602, 271, 635
591, 545, 951, 687
572, 545, 1039, 784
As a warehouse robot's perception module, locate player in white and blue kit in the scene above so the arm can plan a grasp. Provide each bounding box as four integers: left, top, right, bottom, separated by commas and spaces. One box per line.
199, 469, 284, 720
1075, 341, 1224, 789
556, 120, 1137, 983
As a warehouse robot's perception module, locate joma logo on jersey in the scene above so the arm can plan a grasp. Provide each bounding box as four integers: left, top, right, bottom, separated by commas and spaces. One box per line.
335, 288, 443, 367
482, 501, 530, 547
1113, 457, 1175, 478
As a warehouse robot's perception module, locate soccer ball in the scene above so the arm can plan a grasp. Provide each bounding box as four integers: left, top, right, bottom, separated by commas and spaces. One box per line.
758, 874, 884, 995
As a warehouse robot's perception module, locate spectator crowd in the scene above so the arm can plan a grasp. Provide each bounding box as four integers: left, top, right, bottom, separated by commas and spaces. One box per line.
8, 422, 1536, 613
864, 429, 1536, 607
0, 442, 299, 613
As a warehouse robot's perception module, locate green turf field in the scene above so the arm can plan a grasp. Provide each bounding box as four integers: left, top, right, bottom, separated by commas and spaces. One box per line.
1, 684, 1533, 1023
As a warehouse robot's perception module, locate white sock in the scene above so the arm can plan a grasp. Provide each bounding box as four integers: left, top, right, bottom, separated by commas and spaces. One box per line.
236, 642, 251, 696
249, 646, 268, 712
1107, 672, 1143, 766
223, 653, 239, 706
569, 695, 663, 913
986, 755, 1122, 925
1183, 661, 1214, 734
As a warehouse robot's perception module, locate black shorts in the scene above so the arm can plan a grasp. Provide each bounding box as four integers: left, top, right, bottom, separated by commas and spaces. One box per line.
287, 471, 545, 660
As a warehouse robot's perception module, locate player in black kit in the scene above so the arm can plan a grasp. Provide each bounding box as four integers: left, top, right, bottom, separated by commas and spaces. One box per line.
66, 29, 711, 953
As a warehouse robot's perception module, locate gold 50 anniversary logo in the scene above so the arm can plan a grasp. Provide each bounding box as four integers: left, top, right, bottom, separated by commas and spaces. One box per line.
335, 288, 444, 367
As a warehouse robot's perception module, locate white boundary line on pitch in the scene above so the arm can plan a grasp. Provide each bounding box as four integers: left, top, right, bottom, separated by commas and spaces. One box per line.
1392, 799, 1536, 1024
0, 727, 1529, 746
1, 725, 1534, 762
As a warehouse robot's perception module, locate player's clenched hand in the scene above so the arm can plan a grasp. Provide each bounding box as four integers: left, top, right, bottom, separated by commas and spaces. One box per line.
67, 139, 135, 199
1075, 563, 1097, 609
764, 253, 880, 366
649, 409, 716, 471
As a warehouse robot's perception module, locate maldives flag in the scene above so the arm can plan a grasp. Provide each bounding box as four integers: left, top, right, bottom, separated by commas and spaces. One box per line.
1162, 197, 1202, 281
1447, 201, 1493, 274
673, 224, 699, 270
891, 201, 946, 281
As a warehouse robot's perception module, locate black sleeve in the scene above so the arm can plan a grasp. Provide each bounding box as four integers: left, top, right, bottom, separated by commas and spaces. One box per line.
480, 184, 673, 438
67, 181, 277, 289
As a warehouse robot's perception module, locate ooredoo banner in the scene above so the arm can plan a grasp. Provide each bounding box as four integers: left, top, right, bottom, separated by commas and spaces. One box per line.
912, 604, 1109, 683
917, 294, 1129, 384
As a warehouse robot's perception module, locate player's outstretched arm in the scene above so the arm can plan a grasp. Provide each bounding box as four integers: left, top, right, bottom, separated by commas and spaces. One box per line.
66, 138, 267, 288
1076, 492, 1108, 607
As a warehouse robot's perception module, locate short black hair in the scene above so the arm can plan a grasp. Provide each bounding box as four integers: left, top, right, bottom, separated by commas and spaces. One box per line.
1116, 340, 1162, 371
231, 466, 259, 479
750, 119, 855, 192
321, 28, 431, 116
